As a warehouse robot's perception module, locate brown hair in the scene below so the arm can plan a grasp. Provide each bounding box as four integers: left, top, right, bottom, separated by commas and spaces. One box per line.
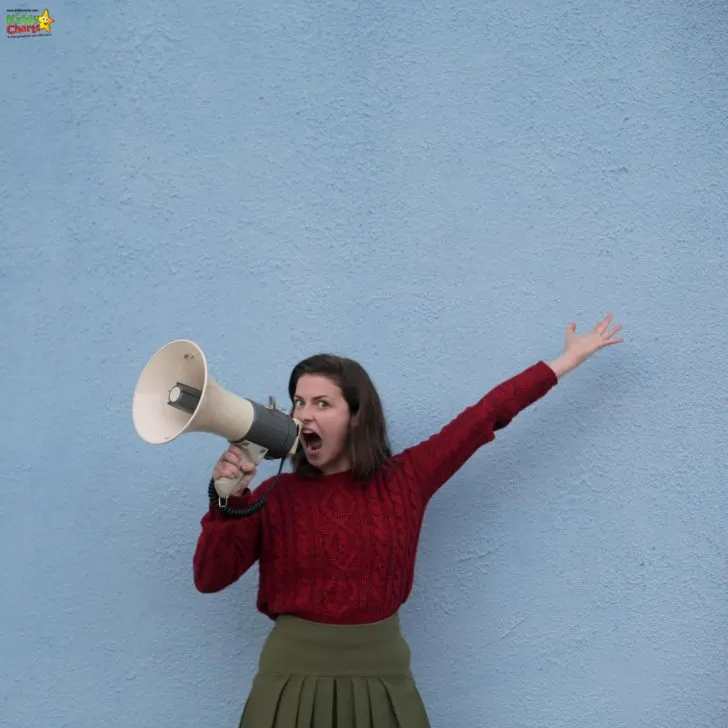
287, 353, 393, 482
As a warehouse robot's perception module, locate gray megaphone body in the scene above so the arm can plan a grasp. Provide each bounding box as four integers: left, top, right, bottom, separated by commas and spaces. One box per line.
132, 339, 301, 501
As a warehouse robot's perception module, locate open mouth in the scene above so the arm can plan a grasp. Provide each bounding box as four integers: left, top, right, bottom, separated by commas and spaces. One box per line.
302, 430, 323, 455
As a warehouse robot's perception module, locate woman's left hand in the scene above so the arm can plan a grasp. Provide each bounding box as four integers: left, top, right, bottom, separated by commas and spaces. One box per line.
549, 313, 624, 378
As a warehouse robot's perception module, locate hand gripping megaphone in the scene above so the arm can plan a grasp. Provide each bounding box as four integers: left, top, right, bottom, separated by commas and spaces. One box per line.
132, 339, 301, 511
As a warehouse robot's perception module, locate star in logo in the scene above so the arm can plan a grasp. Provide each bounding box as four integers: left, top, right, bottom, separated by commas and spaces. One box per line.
37, 9, 54, 32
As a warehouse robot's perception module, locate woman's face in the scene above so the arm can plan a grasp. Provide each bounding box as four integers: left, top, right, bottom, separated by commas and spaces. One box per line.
293, 374, 353, 474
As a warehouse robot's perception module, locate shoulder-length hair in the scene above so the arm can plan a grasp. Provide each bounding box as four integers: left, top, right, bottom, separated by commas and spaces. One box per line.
287, 353, 393, 482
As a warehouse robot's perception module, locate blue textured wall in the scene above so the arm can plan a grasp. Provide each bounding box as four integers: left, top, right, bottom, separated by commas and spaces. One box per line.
2, 1, 727, 726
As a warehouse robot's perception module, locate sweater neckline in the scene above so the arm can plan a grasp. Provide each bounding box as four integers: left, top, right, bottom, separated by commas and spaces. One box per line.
297, 469, 356, 486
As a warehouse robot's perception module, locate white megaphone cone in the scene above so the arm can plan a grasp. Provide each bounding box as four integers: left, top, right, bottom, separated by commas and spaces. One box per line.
132, 339, 301, 501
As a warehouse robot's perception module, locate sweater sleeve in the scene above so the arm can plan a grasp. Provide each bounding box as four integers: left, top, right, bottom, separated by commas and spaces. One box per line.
396, 361, 558, 503
192, 482, 264, 593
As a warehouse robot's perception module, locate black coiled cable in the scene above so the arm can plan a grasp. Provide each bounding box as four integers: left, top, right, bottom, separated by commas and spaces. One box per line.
207, 452, 287, 518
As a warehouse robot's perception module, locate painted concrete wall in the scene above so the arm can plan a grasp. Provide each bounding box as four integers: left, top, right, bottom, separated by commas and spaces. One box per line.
2, 1, 726, 726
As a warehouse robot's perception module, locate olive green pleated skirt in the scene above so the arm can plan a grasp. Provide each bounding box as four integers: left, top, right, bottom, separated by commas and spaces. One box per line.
238, 612, 431, 728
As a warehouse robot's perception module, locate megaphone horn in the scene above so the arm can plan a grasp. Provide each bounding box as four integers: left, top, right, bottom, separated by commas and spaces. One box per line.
132, 339, 301, 505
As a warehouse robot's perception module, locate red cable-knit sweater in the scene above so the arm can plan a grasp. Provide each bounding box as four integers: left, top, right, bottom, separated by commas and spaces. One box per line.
192, 360, 558, 624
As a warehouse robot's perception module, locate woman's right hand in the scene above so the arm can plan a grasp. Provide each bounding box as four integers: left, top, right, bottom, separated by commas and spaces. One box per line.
212, 444, 257, 496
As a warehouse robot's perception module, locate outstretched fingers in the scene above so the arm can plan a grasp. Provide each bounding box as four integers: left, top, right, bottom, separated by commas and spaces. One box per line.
601, 323, 623, 346
594, 313, 614, 334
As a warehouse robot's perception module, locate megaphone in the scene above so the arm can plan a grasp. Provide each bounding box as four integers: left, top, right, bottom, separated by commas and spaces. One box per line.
132, 339, 301, 508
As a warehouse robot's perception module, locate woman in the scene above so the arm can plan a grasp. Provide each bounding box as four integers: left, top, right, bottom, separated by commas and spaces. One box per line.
193, 313, 623, 727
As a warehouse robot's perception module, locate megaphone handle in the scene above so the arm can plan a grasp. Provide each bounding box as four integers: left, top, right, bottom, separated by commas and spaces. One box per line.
213, 473, 244, 502
213, 442, 261, 504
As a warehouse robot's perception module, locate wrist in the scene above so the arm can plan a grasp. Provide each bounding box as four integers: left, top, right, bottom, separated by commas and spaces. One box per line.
547, 352, 580, 379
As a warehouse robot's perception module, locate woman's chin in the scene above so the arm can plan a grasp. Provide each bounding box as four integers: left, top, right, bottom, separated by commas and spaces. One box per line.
301, 447, 350, 475
303, 448, 331, 471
